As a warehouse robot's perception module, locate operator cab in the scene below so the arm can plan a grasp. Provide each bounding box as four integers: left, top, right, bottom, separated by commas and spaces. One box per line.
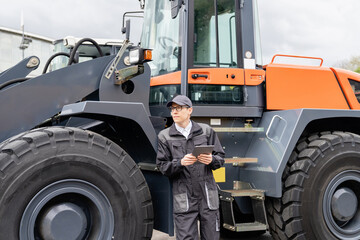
140, 0, 264, 118
140, 1, 268, 235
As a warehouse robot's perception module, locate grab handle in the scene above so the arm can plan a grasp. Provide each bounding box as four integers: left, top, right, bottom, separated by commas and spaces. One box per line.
266, 115, 287, 143
270, 54, 323, 67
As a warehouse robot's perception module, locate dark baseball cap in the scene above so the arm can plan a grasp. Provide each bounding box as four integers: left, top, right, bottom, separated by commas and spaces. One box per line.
166, 95, 193, 108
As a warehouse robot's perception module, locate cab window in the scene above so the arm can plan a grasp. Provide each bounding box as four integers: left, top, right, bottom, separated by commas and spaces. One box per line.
194, 0, 237, 67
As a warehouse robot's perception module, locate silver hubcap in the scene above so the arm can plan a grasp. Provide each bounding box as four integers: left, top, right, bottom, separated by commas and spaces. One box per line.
39, 203, 88, 239
323, 170, 360, 239
20, 179, 114, 240
331, 187, 358, 222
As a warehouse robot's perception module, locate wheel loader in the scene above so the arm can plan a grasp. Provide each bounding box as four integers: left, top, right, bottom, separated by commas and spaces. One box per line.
0, 0, 360, 239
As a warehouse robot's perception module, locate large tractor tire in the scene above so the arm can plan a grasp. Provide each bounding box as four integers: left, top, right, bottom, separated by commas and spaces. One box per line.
0, 127, 153, 239
266, 131, 360, 240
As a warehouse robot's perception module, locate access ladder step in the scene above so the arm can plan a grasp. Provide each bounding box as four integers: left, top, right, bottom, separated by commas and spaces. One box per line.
212, 127, 264, 133
224, 157, 258, 165
221, 189, 265, 199
223, 222, 268, 232
219, 188, 268, 233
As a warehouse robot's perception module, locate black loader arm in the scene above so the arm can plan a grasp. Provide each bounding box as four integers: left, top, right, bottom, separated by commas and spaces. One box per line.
0, 56, 40, 85
0, 55, 114, 143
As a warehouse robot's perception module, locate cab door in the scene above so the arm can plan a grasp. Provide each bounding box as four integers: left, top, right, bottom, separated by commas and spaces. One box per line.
185, 0, 264, 110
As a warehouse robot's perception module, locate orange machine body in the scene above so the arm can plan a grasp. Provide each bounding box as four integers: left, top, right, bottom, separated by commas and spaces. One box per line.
265, 54, 360, 110
331, 68, 360, 110
150, 55, 360, 112
150, 68, 265, 87
265, 63, 350, 110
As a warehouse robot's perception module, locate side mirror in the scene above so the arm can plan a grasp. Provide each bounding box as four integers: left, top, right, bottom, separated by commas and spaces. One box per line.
122, 11, 144, 41
171, 0, 182, 19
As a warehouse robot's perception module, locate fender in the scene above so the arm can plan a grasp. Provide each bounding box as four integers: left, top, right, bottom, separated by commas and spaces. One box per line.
241, 108, 360, 197
60, 101, 157, 151
60, 100, 173, 235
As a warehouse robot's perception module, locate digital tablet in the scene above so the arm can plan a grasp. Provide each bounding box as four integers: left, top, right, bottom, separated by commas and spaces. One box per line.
192, 145, 214, 158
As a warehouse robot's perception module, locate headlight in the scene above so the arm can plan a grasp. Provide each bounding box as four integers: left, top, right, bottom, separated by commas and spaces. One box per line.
129, 48, 152, 65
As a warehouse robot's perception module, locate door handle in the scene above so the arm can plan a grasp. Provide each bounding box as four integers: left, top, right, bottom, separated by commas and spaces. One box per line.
191, 74, 208, 79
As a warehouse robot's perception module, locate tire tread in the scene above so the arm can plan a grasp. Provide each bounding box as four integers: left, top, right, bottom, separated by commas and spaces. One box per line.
266, 131, 359, 239
0, 127, 154, 239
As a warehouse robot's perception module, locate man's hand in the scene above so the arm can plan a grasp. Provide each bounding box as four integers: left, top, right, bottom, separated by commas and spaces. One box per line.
197, 153, 212, 165
181, 154, 197, 166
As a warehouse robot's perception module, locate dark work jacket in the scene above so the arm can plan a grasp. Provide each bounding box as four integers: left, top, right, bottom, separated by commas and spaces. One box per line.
156, 121, 225, 213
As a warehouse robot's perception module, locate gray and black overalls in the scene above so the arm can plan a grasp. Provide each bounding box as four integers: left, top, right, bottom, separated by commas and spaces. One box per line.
157, 121, 225, 240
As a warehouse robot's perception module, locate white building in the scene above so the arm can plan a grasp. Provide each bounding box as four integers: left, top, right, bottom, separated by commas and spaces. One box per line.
0, 27, 54, 77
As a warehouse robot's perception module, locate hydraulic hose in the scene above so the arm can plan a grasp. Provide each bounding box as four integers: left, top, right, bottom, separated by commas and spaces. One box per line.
42, 52, 71, 74
67, 38, 104, 66
0, 77, 30, 90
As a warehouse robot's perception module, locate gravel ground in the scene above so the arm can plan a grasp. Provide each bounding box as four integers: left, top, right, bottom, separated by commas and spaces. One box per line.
151, 230, 273, 240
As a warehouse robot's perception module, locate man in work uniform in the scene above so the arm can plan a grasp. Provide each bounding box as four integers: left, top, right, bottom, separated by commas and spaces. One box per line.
156, 95, 225, 240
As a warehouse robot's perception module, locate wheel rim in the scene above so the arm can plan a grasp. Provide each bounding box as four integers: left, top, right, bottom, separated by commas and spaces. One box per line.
20, 179, 114, 240
323, 170, 360, 239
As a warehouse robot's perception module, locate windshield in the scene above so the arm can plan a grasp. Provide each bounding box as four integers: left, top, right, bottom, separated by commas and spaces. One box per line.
140, 0, 182, 77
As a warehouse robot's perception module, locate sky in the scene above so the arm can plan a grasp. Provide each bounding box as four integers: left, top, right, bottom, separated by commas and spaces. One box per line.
257, 0, 360, 67
0, 0, 359, 67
